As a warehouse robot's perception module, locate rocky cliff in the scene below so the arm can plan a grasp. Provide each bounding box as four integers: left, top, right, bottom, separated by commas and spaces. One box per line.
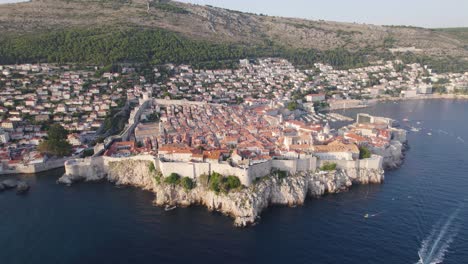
375, 139, 408, 170
59, 160, 384, 227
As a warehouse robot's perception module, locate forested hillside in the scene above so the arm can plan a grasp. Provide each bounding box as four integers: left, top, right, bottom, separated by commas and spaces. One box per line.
0, 0, 466, 72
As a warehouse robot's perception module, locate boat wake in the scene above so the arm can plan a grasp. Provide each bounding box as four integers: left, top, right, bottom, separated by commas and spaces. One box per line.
438, 130, 449, 135
415, 207, 461, 264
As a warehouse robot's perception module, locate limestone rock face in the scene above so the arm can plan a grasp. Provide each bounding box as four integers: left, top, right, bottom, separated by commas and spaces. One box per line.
16, 181, 30, 194
58, 160, 385, 227
2, 179, 18, 189
107, 160, 155, 191
373, 140, 406, 170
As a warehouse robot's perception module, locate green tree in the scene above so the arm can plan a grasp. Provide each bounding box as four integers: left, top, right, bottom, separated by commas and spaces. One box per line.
47, 124, 69, 141
164, 173, 181, 185
287, 101, 298, 111
37, 124, 72, 157
83, 149, 94, 158
359, 146, 372, 159
225, 175, 241, 190
208, 172, 223, 193
180, 177, 195, 191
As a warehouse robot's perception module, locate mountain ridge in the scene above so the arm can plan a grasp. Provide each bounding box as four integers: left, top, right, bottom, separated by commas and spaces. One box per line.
0, 0, 467, 70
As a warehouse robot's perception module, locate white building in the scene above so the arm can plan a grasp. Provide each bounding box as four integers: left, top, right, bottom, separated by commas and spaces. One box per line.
0, 130, 10, 143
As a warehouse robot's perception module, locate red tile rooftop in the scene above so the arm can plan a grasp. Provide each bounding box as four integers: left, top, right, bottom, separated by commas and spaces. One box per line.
344, 132, 368, 143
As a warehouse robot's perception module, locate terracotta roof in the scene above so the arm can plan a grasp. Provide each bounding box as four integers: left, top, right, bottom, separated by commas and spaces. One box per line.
313, 140, 359, 154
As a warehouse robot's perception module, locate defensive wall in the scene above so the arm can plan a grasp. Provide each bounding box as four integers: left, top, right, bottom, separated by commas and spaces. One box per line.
316, 154, 383, 171
154, 99, 221, 107
0, 157, 72, 175
64, 154, 382, 187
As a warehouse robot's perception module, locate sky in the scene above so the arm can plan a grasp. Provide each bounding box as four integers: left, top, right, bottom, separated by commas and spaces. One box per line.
0, 0, 27, 3
177, 0, 468, 28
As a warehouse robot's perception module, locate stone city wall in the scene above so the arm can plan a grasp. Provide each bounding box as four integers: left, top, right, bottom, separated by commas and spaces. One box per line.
0, 157, 72, 175
271, 157, 317, 174
317, 155, 383, 171
64, 154, 381, 187
65, 155, 321, 187
64, 155, 159, 180
154, 99, 212, 106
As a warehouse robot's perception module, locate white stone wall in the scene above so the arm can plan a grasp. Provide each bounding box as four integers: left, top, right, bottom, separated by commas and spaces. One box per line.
210, 163, 250, 185
1, 157, 71, 175
272, 159, 298, 173
64, 155, 159, 180
65, 154, 385, 187
314, 152, 353, 161
247, 161, 273, 183
270, 157, 317, 174
317, 155, 382, 171
159, 161, 196, 179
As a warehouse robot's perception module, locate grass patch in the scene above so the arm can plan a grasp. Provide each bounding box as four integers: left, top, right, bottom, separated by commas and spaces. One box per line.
320, 162, 337, 171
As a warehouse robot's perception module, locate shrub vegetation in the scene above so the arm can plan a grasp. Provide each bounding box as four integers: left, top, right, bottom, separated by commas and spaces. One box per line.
164, 173, 181, 185
359, 146, 372, 159
180, 177, 195, 191
148, 162, 156, 173
320, 162, 337, 171
208, 172, 242, 194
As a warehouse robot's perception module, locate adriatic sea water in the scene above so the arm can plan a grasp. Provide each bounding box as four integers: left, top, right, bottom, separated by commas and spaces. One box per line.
1, 100, 467, 264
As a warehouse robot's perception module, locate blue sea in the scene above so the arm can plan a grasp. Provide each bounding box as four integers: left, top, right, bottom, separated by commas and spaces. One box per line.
1, 100, 468, 264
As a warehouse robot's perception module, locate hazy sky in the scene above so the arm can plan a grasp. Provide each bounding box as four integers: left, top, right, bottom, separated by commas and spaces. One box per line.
0, 0, 27, 3
178, 0, 468, 28
1, 0, 466, 28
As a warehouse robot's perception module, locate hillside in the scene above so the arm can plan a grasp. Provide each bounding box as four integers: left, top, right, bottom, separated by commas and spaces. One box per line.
0, 0, 467, 71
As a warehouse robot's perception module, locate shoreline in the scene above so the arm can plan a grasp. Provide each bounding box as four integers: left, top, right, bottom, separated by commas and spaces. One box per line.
58, 139, 406, 227
375, 94, 468, 102
58, 161, 387, 227
328, 94, 468, 110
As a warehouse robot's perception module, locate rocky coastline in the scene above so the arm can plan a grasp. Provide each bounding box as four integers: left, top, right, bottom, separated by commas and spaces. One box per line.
0, 179, 30, 194
58, 157, 396, 227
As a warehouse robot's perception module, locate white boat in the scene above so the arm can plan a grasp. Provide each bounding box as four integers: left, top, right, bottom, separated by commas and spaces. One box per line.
164, 205, 177, 211
410, 127, 421, 132
427, 132, 432, 136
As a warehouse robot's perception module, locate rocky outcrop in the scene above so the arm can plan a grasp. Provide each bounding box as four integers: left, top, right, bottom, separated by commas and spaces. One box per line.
0, 179, 30, 194
373, 139, 408, 170
107, 160, 155, 191
2, 179, 18, 189
16, 181, 30, 194
59, 160, 384, 227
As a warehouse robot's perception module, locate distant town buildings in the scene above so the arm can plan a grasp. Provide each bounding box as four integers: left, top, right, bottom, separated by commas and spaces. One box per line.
0, 58, 465, 172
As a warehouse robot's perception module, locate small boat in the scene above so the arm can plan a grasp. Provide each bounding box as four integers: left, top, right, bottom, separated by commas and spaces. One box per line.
427, 132, 432, 136
164, 205, 177, 211
402, 118, 409, 122
410, 127, 421, 132
364, 214, 369, 218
